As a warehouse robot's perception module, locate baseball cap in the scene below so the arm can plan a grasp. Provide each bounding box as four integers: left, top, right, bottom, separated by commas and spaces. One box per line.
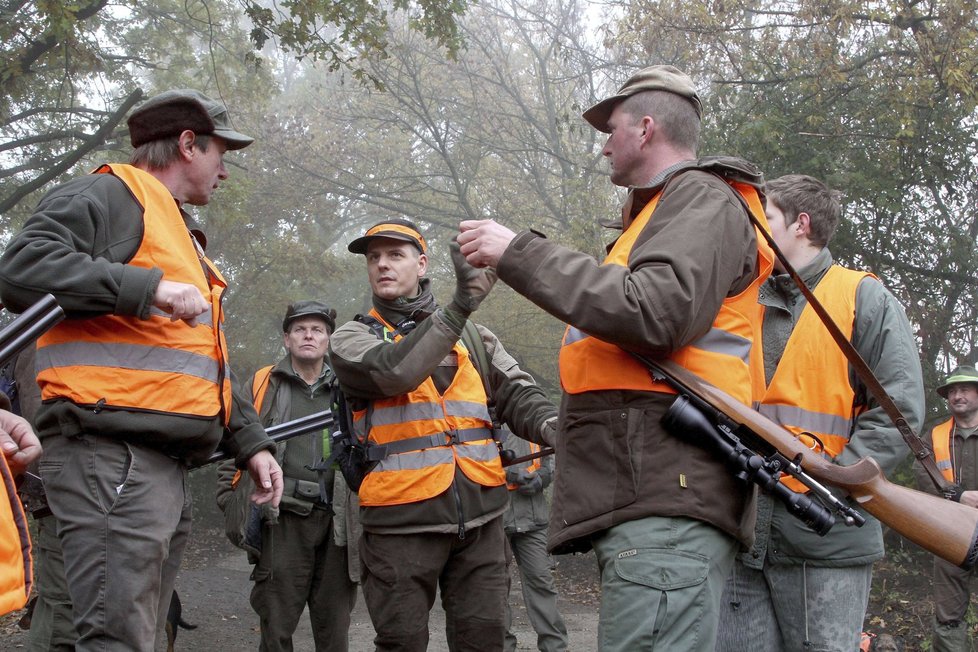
128, 89, 254, 150
282, 300, 336, 333
347, 219, 428, 255
937, 364, 978, 398
583, 65, 702, 133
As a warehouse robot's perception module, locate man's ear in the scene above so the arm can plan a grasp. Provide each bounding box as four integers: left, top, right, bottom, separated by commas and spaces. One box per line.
640, 116, 655, 145
417, 252, 428, 277
795, 212, 813, 237
176, 130, 197, 161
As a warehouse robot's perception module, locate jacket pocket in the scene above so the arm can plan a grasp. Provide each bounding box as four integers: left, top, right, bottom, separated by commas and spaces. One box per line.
554, 406, 646, 527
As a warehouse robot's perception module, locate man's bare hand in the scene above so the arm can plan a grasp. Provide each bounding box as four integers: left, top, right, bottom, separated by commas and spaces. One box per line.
457, 219, 517, 269
0, 409, 41, 475
153, 280, 209, 326
246, 449, 283, 507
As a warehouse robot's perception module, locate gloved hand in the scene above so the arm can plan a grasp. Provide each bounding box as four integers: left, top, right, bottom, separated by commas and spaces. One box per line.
517, 473, 544, 495
505, 467, 524, 485
449, 238, 497, 316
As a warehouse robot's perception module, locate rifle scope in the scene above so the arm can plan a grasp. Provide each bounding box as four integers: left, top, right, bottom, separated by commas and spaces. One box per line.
663, 394, 836, 536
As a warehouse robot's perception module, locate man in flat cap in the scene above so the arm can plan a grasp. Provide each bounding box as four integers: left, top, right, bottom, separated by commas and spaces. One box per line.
0, 88, 283, 650
917, 365, 978, 651
458, 64, 774, 650
217, 300, 359, 651
328, 218, 558, 651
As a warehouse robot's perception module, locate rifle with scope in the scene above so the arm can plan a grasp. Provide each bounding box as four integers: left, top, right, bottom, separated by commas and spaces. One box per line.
646, 356, 978, 570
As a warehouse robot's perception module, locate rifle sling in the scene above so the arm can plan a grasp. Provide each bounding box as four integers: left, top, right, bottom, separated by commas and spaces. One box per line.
744, 210, 955, 495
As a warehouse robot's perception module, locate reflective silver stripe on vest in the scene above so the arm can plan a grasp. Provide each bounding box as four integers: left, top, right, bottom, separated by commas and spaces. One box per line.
454, 440, 502, 463
936, 459, 953, 471
564, 326, 751, 364
756, 404, 853, 440
690, 327, 752, 365
374, 448, 455, 472
564, 326, 588, 345
368, 400, 491, 427
36, 341, 221, 383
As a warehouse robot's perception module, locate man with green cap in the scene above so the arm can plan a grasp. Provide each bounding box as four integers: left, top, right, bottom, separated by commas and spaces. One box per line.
0, 88, 283, 650
918, 364, 978, 651
458, 65, 774, 650
217, 300, 359, 651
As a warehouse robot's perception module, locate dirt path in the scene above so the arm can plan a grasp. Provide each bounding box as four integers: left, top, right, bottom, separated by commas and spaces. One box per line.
1, 522, 602, 651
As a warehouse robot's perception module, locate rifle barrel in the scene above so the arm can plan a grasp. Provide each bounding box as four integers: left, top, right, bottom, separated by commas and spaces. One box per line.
0, 294, 64, 367
200, 409, 336, 467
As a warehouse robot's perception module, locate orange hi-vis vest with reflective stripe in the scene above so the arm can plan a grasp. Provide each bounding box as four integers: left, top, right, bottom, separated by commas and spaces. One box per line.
559, 181, 774, 406
353, 310, 506, 507
758, 265, 872, 492
931, 419, 956, 483
36, 164, 232, 424
0, 454, 31, 616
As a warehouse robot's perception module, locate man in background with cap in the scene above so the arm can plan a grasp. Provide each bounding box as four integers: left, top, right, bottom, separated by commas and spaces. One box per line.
458, 64, 774, 650
0, 88, 283, 650
917, 365, 978, 651
328, 218, 558, 651
715, 174, 922, 652
217, 300, 359, 652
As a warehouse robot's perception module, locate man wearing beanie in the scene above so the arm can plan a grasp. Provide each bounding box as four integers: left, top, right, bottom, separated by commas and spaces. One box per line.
217, 300, 359, 651
0, 89, 283, 650
918, 365, 978, 651
329, 219, 558, 651
458, 65, 775, 650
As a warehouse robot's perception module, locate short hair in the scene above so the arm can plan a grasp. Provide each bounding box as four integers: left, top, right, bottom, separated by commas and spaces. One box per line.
129, 134, 213, 170
765, 174, 841, 248
618, 90, 700, 153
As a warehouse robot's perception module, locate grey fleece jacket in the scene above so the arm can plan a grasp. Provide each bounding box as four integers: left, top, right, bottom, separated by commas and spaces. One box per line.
744, 247, 923, 567
0, 169, 271, 467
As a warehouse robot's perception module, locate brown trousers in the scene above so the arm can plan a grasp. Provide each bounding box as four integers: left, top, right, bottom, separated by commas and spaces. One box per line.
360, 517, 507, 652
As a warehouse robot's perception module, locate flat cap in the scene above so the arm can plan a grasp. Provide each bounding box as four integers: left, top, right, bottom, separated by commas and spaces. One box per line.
283, 300, 336, 333
348, 219, 428, 255
583, 65, 702, 133
128, 89, 254, 150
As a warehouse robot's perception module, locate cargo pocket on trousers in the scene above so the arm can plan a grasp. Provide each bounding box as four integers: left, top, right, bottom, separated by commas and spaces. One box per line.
614, 548, 708, 590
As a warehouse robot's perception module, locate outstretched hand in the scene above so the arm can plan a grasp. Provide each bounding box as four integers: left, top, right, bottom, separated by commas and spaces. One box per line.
457, 219, 517, 269
449, 238, 497, 314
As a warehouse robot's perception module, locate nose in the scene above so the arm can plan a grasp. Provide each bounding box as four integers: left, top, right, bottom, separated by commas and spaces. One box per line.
602, 135, 612, 157
218, 159, 228, 180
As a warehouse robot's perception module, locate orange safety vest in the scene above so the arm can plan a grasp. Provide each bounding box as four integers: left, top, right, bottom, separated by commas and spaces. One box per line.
757, 265, 871, 492
353, 310, 506, 507
931, 419, 956, 483
0, 454, 31, 615
36, 164, 232, 424
559, 182, 774, 406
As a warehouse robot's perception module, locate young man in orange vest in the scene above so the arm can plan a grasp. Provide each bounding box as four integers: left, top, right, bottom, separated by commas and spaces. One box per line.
714, 174, 923, 651
217, 300, 359, 651
0, 89, 283, 650
458, 65, 774, 651
328, 219, 557, 651
918, 365, 978, 651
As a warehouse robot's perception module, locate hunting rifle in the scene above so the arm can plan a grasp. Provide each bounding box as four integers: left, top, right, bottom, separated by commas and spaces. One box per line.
647, 356, 978, 570
201, 409, 548, 469
0, 294, 64, 368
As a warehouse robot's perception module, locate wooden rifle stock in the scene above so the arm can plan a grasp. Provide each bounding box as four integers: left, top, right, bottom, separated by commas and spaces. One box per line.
653, 358, 978, 570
